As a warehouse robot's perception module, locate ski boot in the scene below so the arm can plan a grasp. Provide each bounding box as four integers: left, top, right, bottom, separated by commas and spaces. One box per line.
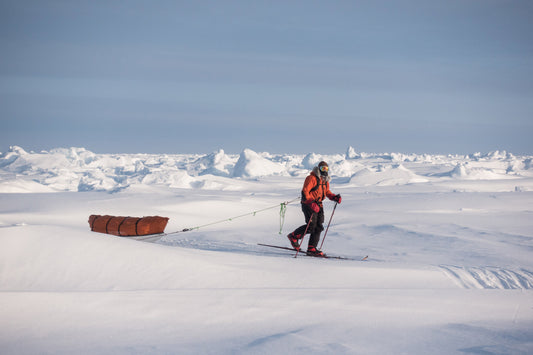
306, 246, 325, 257
287, 232, 301, 251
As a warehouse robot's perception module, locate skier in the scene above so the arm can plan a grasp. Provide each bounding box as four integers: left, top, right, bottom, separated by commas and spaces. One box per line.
287, 161, 341, 256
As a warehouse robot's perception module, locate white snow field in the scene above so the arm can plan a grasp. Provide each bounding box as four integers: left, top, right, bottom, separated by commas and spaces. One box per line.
1, 146, 533, 354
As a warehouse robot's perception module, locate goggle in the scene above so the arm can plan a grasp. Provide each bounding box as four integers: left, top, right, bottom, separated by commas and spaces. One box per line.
319, 165, 329, 173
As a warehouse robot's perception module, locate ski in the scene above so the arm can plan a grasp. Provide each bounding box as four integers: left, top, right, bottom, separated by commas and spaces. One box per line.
258, 243, 300, 252
257, 243, 368, 261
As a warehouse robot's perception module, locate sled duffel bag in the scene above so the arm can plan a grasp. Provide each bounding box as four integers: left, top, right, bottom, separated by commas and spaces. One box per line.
88, 215, 169, 236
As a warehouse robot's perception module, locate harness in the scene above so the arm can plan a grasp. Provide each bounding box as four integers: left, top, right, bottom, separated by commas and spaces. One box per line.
301, 174, 327, 203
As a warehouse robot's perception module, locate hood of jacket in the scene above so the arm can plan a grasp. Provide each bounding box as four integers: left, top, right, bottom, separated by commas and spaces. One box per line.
312, 166, 331, 183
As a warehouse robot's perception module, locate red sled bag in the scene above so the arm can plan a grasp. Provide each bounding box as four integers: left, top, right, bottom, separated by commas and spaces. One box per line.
88, 215, 169, 236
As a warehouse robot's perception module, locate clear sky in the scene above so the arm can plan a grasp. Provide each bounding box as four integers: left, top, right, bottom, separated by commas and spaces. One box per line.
1, 0, 532, 155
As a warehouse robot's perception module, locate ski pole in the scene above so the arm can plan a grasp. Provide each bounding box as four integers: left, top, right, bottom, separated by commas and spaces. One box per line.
294, 214, 314, 258
319, 202, 338, 250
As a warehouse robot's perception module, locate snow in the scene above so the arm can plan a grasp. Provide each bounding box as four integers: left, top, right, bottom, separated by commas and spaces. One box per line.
1, 146, 533, 354
233, 149, 287, 178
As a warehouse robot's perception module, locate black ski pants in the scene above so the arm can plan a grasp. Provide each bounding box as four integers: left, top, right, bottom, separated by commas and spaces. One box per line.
292, 203, 325, 248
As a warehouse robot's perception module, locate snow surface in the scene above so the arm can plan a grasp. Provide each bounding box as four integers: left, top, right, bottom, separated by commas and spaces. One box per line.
1, 146, 533, 354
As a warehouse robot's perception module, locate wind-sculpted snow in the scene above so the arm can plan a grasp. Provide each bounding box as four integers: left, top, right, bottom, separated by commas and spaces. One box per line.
0, 146, 532, 193
232, 148, 287, 178
440, 265, 533, 289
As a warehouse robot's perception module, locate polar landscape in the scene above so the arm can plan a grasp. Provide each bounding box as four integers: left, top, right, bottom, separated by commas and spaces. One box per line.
1, 145, 533, 354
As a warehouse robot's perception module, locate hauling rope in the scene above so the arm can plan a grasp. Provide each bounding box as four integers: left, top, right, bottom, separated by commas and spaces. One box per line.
88, 197, 300, 237
165, 196, 300, 236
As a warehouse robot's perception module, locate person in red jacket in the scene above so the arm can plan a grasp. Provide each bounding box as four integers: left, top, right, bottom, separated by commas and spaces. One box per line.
287, 161, 341, 256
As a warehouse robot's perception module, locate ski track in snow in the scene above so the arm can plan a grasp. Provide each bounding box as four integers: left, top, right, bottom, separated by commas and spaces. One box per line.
159, 236, 370, 261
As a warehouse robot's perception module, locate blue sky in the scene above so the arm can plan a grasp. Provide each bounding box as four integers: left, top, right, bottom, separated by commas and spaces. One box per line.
1, 0, 532, 155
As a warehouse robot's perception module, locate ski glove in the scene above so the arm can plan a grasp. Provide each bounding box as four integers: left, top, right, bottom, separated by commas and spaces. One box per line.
304, 199, 320, 213
329, 194, 342, 203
